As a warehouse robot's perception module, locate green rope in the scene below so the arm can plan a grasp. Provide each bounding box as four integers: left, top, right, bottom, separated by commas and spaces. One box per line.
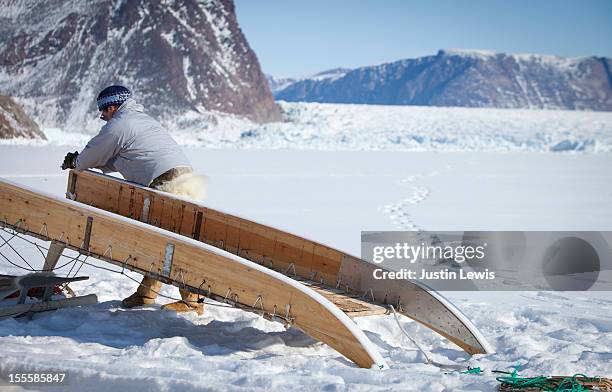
495, 368, 549, 390
462, 367, 483, 375
458, 362, 603, 391
551, 374, 593, 392
495, 366, 598, 391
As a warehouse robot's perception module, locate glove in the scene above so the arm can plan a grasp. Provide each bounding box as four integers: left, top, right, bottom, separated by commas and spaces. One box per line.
61, 151, 79, 170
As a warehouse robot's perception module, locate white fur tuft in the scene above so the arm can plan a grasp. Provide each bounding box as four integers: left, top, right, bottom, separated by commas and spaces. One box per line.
155, 173, 208, 200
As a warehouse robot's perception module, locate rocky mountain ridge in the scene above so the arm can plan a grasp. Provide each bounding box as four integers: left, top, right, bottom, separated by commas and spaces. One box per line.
0, 92, 45, 139
0, 0, 280, 134
274, 49, 612, 111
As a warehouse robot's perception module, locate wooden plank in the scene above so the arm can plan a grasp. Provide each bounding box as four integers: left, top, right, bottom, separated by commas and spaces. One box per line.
43, 241, 66, 271
148, 195, 164, 227
225, 215, 241, 254
179, 206, 196, 238
0, 294, 98, 319
72, 171, 104, 206
160, 197, 175, 231
300, 241, 316, 280
273, 234, 305, 276
117, 185, 133, 217
170, 201, 183, 233
202, 210, 227, 249
299, 280, 387, 318
132, 192, 145, 222
70, 171, 343, 283
239, 221, 278, 269
105, 180, 119, 213
311, 244, 343, 286
192, 211, 203, 239
0, 178, 386, 369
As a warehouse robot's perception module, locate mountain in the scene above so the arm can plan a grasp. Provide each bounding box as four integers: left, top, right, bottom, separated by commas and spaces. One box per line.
274, 50, 612, 111
266, 75, 298, 94
266, 68, 351, 94
0, 92, 45, 139
0, 0, 280, 133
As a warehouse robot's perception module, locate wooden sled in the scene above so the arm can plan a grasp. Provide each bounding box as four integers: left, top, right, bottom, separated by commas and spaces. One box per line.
65, 170, 492, 356
0, 171, 492, 368
0, 273, 97, 320
0, 178, 386, 368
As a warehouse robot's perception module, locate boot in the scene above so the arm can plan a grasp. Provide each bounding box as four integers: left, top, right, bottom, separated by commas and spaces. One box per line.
121, 276, 162, 308
161, 289, 204, 316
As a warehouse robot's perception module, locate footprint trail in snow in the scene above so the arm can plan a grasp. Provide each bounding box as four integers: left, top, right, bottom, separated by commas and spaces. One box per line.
381, 167, 450, 230
383, 185, 430, 230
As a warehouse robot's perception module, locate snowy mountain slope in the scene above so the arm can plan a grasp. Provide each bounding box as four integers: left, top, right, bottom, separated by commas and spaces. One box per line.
266, 68, 352, 94
0, 92, 45, 139
275, 49, 612, 111
266, 74, 298, 94
0, 0, 280, 133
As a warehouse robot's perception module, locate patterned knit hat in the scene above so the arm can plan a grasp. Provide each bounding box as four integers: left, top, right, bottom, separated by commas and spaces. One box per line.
96, 85, 131, 111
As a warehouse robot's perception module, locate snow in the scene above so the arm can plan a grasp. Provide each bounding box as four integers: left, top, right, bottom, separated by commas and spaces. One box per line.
158, 102, 612, 152
266, 75, 299, 93
436, 49, 586, 73
272, 68, 352, 87
309, 68, 352, 82
442, 48, 584, 63
183, 56, 197, 101
200, 1, 242, 89
160, 29, 177, 47
441, 49, 499, 59
5, 102, 612, 153
0, 104, 611, 389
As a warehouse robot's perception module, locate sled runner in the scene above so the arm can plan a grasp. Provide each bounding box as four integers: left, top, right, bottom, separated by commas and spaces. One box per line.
66, 170, 492, 355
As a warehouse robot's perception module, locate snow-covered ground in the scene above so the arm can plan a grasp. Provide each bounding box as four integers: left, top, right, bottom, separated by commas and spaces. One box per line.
4, 102, 612, 153
0, 104, 611, 391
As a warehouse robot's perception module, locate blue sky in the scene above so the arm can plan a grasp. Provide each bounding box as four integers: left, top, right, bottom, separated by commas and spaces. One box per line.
234, 0, 612, 78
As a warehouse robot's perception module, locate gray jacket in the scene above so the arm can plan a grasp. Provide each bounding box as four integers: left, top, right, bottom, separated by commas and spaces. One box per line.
75, 98, 191, 186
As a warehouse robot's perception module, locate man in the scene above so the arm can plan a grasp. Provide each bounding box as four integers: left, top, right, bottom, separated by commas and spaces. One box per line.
61, 85, 204, 315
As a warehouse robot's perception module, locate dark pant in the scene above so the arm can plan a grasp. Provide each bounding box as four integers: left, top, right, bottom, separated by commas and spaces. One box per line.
149, 166, 193, 189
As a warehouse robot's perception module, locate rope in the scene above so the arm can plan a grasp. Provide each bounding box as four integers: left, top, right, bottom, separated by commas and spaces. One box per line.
67, 254, 88, 279
12, 237, 291, 321
388, 304, 470, 371
0, 232, 36, 270
0, 227, 235, 310
51, 251, 294, 319
496, 369, 550, 390
0, 230, 18, 250
0, 249, 39, 271
0, 227, 85, 272
495, 367, 598, 391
